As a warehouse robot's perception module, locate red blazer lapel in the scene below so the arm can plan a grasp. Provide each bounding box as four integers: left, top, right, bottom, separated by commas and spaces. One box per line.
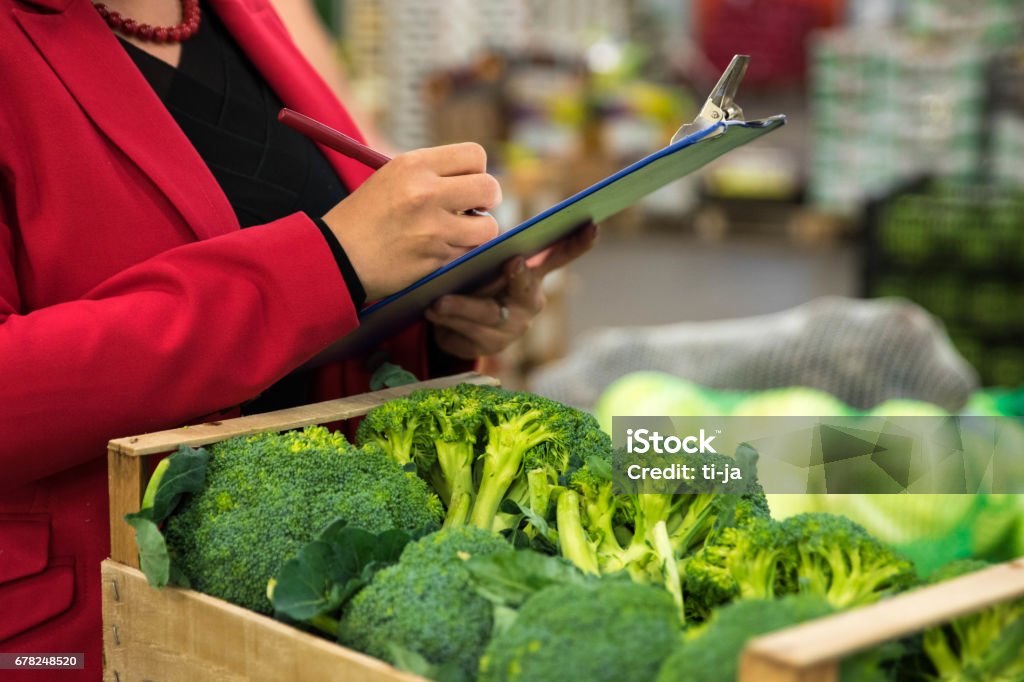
12, 0, 240, 241
212, 0, 375, 191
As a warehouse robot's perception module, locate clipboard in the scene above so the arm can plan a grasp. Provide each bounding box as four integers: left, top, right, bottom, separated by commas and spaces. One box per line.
314, 57, 785, 363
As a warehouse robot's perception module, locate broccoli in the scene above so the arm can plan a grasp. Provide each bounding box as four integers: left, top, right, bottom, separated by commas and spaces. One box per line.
355, 391, 436, 471
683, 517, 794, 621
337, 526, 512, 682
782, 513, 916, 609
554, 446, 771, 622
921, 560, 1024, 681
655, 595, 835, 682
418, 386, 490, 526
357, 384, 608, 533
684, 512, 916, 622
163, 426, 443, 614
479, 580, 682, 682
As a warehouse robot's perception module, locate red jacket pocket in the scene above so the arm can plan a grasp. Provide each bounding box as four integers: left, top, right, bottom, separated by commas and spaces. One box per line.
0, 514, 50, 584
0, 558, 75, 642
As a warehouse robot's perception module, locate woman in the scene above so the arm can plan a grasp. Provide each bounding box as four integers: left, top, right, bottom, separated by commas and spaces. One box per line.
0, 0, 595, 677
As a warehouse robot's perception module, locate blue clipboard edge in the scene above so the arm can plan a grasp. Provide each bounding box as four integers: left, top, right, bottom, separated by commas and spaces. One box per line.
311, 115, 786, 365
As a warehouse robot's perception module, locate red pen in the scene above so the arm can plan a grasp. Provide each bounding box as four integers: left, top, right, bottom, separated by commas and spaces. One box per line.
278, 108, 490, 217
278, 108, 391, 169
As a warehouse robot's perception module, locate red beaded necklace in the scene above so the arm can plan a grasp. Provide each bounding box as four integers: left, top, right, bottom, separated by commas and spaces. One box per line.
93, 0, 201, 43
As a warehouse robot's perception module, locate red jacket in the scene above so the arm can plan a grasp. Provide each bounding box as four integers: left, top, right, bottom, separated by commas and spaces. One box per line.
0, 0, 441, 677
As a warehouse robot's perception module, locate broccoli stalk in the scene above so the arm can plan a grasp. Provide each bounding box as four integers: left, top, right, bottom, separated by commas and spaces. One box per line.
526, 468, 555, 523
556, 489, 600, 575
425, 397, 482, 528
140, 457, 171, 511
650, 519, 685, 624
469, 400, 572, 531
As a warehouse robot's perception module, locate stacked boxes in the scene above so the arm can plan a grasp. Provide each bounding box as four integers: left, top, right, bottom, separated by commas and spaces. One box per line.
809, 31, 986, 214
864, 182, 1024, 385
808, 0, 1023, 215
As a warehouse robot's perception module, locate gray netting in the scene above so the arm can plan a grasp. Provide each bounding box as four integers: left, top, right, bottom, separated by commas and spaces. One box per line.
530, 297, 979, 412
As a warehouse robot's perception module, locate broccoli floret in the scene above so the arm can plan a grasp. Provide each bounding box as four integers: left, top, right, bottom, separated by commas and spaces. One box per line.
783, 513, 916, 609
479, 580, 682, 682
468, 387, 600, 531
922, 560, 1024, 681
419, 385, 490, 527
683, 517, 794, 621
163, 426, 443, 614
358, 384, 607, 533
655, 595, 835, 682
355, 391, 437, 472
555, 447, 771, 623
337, 526, 512, 682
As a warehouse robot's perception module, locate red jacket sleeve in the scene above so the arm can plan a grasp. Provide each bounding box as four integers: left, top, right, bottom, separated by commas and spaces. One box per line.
0, 211, 359, 487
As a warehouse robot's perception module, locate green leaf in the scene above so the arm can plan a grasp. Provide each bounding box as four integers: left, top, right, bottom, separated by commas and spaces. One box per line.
271, 541, 341, 619
501, 526, 531, 549
387, 644, 466, 682
124, 512, 170, 588
271, 521, 413, 622
148, 446, 209, 523
529, 533, 558, 555
140, 458, 170, 511
388, 644, 439, 678
518, 504, 550, 537
499, 498, 523, 516
464, 549, 592, 609
370, 361, 418, 390
586, 454, 613, 481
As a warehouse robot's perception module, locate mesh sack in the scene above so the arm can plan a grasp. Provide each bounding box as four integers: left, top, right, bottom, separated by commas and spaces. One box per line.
530, 296, 978, 412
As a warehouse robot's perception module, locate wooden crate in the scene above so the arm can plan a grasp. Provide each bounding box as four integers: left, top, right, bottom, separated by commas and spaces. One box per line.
102, 370, 1024, 681
103, 372, 497, 682
739, 556, 1024, 682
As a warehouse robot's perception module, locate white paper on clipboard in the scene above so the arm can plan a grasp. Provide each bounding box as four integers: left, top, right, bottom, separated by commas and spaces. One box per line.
312, 115, 786, 365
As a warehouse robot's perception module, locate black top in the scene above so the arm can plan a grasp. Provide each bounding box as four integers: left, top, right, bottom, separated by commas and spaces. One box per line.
121, 5, 366, 411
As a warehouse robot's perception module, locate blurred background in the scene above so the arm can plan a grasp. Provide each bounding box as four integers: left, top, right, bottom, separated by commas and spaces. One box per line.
286, 0, 1023, 397
281, 0, 1024, 573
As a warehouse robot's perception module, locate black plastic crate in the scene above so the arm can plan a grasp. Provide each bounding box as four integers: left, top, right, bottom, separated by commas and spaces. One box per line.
863, 179, 1024, 386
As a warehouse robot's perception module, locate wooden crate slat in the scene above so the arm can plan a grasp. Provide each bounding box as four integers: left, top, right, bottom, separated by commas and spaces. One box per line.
102, 560, 427, 682
738, 655, 837, 682
107, 447, 145, 569
739, 558, 1024, 680
109, 372, 499, 456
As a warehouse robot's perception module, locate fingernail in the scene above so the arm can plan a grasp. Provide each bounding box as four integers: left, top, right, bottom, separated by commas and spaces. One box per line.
437, 297, 452, 315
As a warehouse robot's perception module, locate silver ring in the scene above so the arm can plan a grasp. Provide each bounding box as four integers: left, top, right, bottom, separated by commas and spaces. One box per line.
498, 305, 510, 326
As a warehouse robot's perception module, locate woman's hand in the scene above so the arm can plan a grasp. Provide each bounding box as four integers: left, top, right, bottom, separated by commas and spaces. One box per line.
425, 222, 598, 359
321, 143, 501, 301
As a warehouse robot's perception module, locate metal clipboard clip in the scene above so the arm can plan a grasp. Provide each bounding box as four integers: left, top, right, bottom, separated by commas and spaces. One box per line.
671, 54, 750, 144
